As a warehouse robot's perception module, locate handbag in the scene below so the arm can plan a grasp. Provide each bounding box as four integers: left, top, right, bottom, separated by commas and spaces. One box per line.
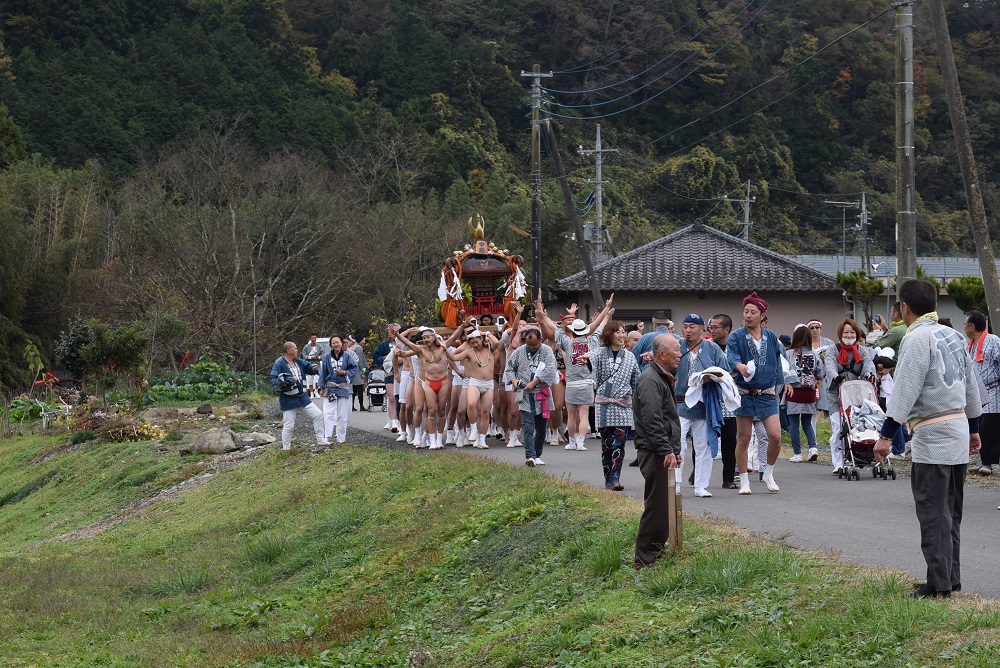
788, 386, 818, 404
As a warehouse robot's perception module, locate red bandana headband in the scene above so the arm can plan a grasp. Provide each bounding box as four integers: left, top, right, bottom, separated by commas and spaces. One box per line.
743, 291, 768, 313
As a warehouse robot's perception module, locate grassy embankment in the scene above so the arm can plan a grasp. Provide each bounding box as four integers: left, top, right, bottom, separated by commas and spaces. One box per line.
0, 429, 998, 668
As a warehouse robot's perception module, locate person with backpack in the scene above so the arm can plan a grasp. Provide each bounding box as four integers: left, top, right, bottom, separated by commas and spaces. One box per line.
785, 324, 826, 462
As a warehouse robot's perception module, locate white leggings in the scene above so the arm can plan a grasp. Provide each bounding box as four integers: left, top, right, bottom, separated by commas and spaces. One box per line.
282, 402, 326, 449
323, 395, 352, 443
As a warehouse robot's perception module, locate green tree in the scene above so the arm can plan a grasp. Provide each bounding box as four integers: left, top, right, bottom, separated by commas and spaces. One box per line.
947, 275, 987, 315
837, 269, 885, 328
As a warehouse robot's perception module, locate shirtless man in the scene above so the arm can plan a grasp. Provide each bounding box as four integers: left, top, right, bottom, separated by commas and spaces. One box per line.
397, 326, 453, 450
447, 320, 501, 449
389, 326, 415, 444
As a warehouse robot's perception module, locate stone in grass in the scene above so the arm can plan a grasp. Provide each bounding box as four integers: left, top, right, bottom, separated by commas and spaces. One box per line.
196, 403, 214, 415
239, 432, 276, 448
180, 427, 242, 455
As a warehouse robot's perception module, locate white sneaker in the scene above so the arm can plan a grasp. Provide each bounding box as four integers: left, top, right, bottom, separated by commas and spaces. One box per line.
808, 447, 818, 461
396, 432, 407, 442
575, 436, 587, 452
565, 441, 576, 450
533, 457, 545, 466
507, 434, 520, 448
763, 468, 780, 493
694, 488, 713, 498
383, 420, 392, 430
789, 454, 803, 463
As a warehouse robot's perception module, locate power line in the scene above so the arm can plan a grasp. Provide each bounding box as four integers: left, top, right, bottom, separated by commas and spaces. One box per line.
648, 1, 900, 147
544, 0, 770, 114
542, 0, 774, 121
543, 0, 744, 96
552, 16, 696, 75
767, 185, 866, 197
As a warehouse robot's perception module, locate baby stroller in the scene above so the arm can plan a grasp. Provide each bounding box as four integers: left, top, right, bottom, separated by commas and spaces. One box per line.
366, 369, 387, 411
838, 379, 896, 481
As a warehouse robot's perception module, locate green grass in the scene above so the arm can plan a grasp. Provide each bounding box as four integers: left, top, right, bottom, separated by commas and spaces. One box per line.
0, 433, 997, 668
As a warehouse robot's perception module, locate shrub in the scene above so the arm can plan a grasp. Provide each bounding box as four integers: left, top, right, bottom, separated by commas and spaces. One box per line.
70, 430, 97, 444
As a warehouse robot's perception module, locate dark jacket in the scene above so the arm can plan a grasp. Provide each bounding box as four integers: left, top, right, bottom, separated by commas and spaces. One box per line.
725, 327, 785, 390
270, 356, 313, 411
319, 351, 358, 398
633, 363, 681, 457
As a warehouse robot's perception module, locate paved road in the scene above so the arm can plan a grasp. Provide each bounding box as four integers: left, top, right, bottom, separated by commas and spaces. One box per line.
343, 406, 999, 599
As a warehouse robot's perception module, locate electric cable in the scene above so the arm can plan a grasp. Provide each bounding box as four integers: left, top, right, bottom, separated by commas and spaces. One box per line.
544, 0, 744, 95
648, 1, 901, 147
553, 15, 696, 75
544, 0, 767, 111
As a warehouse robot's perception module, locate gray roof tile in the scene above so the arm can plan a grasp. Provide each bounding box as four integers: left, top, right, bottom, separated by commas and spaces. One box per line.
552, 223, 842, 294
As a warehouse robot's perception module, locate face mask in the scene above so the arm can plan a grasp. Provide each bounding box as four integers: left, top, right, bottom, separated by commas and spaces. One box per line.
841, 336, 857, 346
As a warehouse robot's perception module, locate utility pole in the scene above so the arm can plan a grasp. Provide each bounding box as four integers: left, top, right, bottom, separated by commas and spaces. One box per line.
895, 1, 917, 283
723, 181, 755, 242
545, 120, 605, 310
927, 0, 1000, 324
520, 65, 553, 303
578, 124, 618, 263
860, 191, 870, 273
825, 200, 861, 272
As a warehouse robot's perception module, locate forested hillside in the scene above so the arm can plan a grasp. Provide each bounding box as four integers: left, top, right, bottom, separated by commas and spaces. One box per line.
0, 0, 998, 391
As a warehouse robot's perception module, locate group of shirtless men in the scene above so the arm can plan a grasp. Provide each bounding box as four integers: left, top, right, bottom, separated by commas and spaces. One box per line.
383, 295, 617, 453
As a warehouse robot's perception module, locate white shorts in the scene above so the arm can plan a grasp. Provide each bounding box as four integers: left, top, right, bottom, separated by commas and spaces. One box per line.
399, 371, 411, 404
468, 377, 494, 392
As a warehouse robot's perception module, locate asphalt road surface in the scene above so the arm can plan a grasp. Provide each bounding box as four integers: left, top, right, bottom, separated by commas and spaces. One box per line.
344, 405, 999, 599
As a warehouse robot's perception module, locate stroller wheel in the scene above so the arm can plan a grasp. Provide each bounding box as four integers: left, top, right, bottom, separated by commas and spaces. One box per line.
889, 469, 897, 480
382, 405, 387, 412
881, 468, 888, 480
872, 467, 879, 478
853, 469, 861, 481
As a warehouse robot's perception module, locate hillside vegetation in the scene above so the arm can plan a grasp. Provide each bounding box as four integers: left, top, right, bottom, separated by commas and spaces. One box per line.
0, 434, 998, 667
1, 0, 999, 389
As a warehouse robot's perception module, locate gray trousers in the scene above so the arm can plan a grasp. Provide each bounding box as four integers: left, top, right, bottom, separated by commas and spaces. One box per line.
910, 462, 965, 592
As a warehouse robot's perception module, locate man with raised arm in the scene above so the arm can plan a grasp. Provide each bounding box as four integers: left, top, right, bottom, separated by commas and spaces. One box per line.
446, 320, 501, 449
396, 326, 454, 450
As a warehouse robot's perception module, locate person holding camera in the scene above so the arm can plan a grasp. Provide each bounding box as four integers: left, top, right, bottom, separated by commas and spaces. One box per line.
270, 342, 329, 450
320, 334, 358, 444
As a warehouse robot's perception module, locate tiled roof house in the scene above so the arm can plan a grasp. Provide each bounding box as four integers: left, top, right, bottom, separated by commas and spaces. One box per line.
550, 222, 850, 336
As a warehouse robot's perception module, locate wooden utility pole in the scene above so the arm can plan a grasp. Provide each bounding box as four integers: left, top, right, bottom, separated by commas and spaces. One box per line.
544, 120, 604, 310
520, 65, 553, 301
927, 0, 1000, 322
895, 1, 917, 283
